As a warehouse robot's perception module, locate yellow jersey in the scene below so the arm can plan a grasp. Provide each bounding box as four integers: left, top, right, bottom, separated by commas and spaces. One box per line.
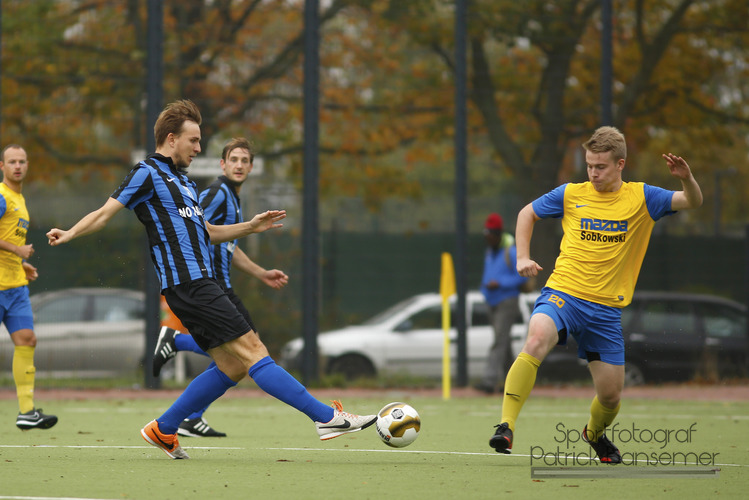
532, 181, 675, 307
0, 182, 31, 290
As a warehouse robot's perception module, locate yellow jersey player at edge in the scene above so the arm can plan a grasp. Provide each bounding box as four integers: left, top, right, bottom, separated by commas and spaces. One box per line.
489, 126, 703, 463
0, 145, 58, 430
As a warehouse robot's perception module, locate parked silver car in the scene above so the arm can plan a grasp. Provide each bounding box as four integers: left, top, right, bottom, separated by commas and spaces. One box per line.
0, 288, 146, 377
0, 287, 211, 378
280, 291, 536, 379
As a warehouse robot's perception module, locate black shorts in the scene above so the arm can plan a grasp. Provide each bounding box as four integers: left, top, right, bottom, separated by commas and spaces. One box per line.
163, 279, 256, 352
221, 285, 257, 334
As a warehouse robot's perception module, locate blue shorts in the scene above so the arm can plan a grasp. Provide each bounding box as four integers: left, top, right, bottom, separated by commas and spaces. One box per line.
531, 287, 624, 365
0, 286, 34, 334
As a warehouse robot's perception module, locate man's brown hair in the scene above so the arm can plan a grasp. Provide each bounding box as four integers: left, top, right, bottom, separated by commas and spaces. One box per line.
222, 137, 254, 163
154, 100, 202, 148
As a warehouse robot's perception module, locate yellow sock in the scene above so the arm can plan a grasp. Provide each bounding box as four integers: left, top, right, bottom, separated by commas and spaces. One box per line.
13, 346, 36, 413
501, 352, 541, 433
585, 396, 620, 442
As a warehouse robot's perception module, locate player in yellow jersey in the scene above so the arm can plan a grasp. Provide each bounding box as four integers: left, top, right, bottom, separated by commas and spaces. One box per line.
489, 127, 702, 463
0, 145, 57, 430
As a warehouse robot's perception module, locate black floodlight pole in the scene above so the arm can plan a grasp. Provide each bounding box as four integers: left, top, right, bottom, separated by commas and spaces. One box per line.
144, 0, 163, 389
454, 0, 468, 386
302, 0, 321, 385
601, 0, 613, 125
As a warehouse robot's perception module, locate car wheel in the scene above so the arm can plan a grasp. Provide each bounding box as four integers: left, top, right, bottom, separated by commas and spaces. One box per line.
624, 362, 645, 387
328, 354, 376, 379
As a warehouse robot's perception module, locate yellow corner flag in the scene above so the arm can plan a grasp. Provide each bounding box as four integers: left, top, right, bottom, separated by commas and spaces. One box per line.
440, 252, 456, 301
440, 253, 456, 400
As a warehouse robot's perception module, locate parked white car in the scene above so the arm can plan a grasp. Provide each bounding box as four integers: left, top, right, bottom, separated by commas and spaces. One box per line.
282, 289, 748, 385
280, 291, 540, 379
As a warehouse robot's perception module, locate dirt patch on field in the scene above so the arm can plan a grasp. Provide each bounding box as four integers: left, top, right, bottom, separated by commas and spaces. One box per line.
1, 382, 747, 402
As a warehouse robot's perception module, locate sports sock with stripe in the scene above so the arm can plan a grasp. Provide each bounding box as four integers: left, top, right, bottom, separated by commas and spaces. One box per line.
249, 356, 335, 423
501, 351, 541, 433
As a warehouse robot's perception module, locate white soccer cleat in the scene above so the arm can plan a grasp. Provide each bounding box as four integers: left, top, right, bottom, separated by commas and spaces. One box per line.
315, 400, 377, 441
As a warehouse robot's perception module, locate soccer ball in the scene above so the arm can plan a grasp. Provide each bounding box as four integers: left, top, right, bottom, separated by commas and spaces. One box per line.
375, 402, 421, 448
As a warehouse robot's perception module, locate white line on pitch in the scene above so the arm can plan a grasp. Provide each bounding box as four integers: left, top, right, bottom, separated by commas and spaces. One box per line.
0, 445, 241, 450
0, 496, 116, 500
262, 447, 748, 467
63, 407, 749, 421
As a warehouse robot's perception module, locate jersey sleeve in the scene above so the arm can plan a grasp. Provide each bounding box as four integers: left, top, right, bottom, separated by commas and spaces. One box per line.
643, 184, 676, 221
531, 183, 567, 219
199, 185, 227, 224
0, 193, 6, 218
111, 165, 154, 210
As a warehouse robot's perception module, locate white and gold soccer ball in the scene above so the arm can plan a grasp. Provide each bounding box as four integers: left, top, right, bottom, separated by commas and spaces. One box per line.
375, 402, 421, 448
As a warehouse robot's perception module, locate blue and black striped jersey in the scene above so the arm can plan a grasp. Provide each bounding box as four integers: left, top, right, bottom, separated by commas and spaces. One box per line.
111, 153, 214, 290
199, 176, 242, 289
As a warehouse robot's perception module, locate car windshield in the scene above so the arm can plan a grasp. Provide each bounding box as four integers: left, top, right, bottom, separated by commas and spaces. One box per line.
93, 295, 144, 322
34, 295, 88, 324
361, 296, 423, 326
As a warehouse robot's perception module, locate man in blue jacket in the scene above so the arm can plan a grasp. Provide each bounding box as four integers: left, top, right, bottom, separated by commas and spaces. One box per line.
476, 213, 528, 394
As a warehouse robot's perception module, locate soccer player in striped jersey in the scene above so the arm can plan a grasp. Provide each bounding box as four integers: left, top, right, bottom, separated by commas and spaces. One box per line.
0, 145, 58, 431
489, 126, 703, 464
47, 100, 377, 459
152, 137, 289, 438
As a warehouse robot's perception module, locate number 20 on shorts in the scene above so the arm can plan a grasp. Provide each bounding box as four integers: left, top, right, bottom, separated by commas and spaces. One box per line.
548, 294, 565, 308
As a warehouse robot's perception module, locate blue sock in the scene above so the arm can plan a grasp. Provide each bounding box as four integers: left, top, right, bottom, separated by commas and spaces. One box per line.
175, 333, 209, 357
186, 363, 217, 419
186, 408, 206, 420
248, 356, 334, 423
157, 365, 237, 434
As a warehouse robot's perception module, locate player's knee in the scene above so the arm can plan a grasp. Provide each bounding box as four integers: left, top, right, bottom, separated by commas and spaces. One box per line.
597, 388, 622, 408
11, 329, 36, 347
226, 368, 247, 382
599, 395, 621, 409
523, 331, 556, 359
217, 358, 248, 381
245, 332, 269, 357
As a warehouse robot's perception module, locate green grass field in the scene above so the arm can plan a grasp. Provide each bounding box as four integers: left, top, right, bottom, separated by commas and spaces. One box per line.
0, 391, 747, 499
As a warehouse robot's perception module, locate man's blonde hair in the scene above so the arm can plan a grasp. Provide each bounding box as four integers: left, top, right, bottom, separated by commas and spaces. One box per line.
583, 126, 626, 162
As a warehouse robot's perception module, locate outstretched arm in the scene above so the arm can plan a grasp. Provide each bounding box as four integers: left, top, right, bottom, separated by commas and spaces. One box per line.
232, 246, 289, 290
47, 197, 125, 246
206, 209, 286, 244
663, 153, 703, 210
515, 203, 543, 278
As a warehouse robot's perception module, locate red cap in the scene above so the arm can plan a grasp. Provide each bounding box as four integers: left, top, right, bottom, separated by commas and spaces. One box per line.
484, 213, 503, 231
